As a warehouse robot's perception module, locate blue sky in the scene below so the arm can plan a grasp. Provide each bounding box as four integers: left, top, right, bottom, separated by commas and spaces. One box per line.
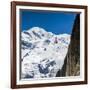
20, 10, 77, 34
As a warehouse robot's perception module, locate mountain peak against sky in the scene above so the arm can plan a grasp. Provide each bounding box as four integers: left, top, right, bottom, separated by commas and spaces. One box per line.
22, 27, 70, 43
22, 27, 55, 40
30, 27, 44, 31
27, 27, 47, 34
24, 27, 70, 36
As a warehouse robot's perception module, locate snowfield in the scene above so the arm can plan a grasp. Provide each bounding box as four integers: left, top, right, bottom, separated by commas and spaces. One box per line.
21, 27, 70, 79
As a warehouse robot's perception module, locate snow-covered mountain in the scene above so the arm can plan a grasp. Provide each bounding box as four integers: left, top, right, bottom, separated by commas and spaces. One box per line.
21, 27, 71, 79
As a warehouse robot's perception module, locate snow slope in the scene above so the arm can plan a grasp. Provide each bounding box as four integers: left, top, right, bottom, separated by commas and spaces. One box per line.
21, 27, 70, 79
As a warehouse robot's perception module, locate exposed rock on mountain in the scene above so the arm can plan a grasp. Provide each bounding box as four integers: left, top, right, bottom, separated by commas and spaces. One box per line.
56, 14, 80, 77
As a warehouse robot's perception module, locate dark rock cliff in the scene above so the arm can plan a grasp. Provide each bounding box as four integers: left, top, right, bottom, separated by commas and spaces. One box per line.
56, 14, 80, 77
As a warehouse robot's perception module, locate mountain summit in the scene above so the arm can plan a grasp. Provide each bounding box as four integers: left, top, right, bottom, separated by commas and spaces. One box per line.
21, 27, 70, 79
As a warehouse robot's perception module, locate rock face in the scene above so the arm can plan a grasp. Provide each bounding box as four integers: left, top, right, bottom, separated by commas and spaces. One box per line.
56, 14, 80, 77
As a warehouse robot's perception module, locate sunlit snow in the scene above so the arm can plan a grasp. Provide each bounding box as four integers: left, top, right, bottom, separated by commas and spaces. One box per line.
21, 27, 70, 79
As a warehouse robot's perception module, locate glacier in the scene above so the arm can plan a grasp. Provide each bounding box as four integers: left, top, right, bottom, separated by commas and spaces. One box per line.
21, 27, 70, 79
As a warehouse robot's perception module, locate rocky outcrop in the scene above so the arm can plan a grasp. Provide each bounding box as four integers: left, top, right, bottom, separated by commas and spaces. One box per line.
66, 14, 80, 76
56, 14, 80, 77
